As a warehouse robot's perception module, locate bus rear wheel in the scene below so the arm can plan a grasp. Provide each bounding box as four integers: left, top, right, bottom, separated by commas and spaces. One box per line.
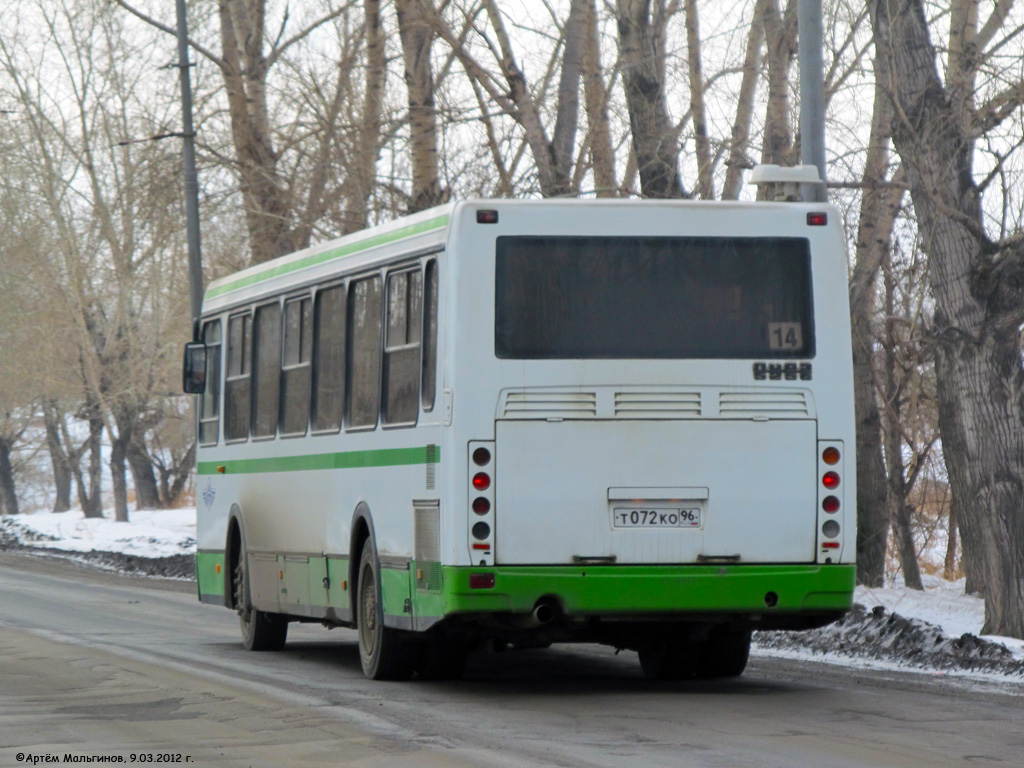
638, 637, 701, 680
698, 627, 751, 679
357, 539, 417, 680
416, 640, 470, 680
235, 556, 288, 651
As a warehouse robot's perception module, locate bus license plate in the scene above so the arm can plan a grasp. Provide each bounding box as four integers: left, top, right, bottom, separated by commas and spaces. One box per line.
612, 507, 702, 529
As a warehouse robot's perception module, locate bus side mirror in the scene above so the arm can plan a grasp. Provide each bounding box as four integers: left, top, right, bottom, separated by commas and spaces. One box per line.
182, 342, 207, 394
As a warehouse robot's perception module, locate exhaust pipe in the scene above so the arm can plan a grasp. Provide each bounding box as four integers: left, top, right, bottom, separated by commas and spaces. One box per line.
510, 597, 561, 629
532, 599, 557, 625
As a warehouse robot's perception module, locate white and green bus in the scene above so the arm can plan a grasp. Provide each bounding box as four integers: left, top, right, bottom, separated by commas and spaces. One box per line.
185, 190, 856, 680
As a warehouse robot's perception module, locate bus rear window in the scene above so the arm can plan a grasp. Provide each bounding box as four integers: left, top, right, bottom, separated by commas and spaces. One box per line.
495, 236, 814, 359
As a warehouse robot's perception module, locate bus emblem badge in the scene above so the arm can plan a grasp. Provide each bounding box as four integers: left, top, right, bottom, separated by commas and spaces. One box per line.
201, 480, 216, 509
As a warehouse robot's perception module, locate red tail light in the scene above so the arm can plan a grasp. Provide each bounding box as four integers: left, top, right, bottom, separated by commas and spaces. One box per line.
822, 471, 840, 489
472, 472, 490, 491
469, 573, 495, 589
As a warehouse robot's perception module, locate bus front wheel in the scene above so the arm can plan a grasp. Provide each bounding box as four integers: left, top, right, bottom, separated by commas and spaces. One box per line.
235, 555, 287, 651
357, 539, 417, 680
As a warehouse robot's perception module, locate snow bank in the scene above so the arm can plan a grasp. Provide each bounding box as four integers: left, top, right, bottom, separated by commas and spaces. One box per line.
0, 507, 196, 579
0, 507, 196, 557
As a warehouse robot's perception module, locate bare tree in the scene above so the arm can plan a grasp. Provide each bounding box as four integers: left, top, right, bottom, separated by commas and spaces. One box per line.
759, 0, 797, 171
1, 0, 190, 521
581, 0, 617, 196
614, 0, 686, 198
722, 0, 768, 200
395, 0, 445, 212
848, 83, 902, 586
117, 0, 388, 260
429, 0, 591, 198
871, 0, 1024, 636
879, 238, 937, 590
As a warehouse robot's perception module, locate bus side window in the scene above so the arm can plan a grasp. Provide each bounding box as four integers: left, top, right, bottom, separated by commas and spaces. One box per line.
346, 275, 383, 429
280, 296, 312, 436
382, 267, 422, 425
421, 259, 438, 411
252, 302, 282, 438
224, 312, 252, 442
311, 284, 346, 432
198, 319, 222, 445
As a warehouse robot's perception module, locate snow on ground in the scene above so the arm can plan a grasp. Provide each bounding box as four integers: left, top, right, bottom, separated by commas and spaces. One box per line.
1, 507, 1023, 680
0, 506, 197, 580
0, 506, 196, 558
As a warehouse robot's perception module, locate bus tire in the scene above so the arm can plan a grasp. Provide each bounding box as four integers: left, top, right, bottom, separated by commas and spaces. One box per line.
638, 637, 700, 680
416, 640, 469, 680
698, 627, 751, 679
357, 538, 416, 680
235, 556, 288, 651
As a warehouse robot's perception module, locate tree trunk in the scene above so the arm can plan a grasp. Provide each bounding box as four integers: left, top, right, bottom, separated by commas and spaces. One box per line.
0, 436, 20, 516
77, 411, 105, 519
550, 0, 587, 196
396, 0, 443, 213
852, 333, 889, 587
43, 402, 73, 513
109, 432, 130, 523
128, 431, 160, 509
872, 0, 1024, 636
891, 501, 923, 590
614, 0, 686, 199
163, 441, 196, 508
944, 495, 959, 581
759, 0, 797, 173
849, 84, 900, 587
581, 0, 616, 196
342, 0, 387, 234
881, 249, 923, 591
683, 0, 713, 198
218, 0, 296, 262
722, 0, 767, 200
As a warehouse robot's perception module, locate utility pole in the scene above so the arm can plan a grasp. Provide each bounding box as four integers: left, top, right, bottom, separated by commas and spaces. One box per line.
176, 0, 204, 338
797, 0, 827, 202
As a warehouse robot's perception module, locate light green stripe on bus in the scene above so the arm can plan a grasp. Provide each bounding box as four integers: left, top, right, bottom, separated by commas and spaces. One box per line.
197, 445, 440, 476
205, 214, 451, 299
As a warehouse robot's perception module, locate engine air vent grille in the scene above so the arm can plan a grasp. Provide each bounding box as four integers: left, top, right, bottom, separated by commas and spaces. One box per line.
719, 391, 810, 418
500, 391, 598, 419
614, 391, 701, 418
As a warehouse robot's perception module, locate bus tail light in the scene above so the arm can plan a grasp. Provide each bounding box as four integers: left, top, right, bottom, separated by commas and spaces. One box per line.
469, 573, 495, 589
468, 441, 496, 566
817, 441, 845, 562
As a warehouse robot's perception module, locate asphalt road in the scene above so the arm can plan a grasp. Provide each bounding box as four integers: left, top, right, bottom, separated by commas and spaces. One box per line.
0, 553, 1021, 768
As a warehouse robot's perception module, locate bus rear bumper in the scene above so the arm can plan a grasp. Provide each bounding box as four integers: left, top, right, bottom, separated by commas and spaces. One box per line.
435, 563, 855, 629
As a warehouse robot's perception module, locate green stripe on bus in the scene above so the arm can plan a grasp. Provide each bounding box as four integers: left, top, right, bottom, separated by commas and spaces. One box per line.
196, 445, 440, 476
205, 214, 450, 299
